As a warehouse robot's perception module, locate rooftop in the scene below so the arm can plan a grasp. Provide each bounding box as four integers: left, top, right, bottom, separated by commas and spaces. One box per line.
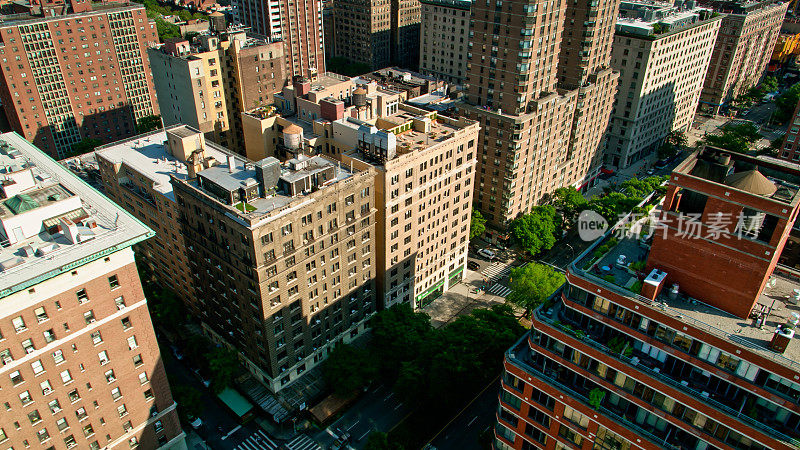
572, 215, 800, 372
0, 2, 145, 27
95, 127, 234, 201
0, 132, 152, 298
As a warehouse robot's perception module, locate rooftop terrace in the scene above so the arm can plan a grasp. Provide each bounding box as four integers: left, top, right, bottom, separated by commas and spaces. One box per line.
0, 132, 152, 297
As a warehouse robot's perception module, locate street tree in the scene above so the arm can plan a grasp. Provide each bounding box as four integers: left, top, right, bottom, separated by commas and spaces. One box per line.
136, 114, 162, 133
509, 205, 560, 256
469, 209, 486, 239
552, 187, 586, 227
776, 82, 800, 123
322, 344, 377, 395
205, 346, 239, 394
172, 384, 204, 423
507, 263, 565, 317
370, 304, 434, 379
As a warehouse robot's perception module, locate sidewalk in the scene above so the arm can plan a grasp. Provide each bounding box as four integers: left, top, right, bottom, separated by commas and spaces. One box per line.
585, 154, 656, 198
422, 267, 507, 328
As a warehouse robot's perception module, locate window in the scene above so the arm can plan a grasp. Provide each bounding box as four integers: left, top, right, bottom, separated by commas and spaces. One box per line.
138, 372, 148, 384
129, 436, 139, 448
91, 331, 102, 344
75, 407, 88, 420
68, 389, 80, 402
76, 289, 89, 304
563, 405, 589, 429
108, 275, 120, 289
0, 348, 12, 365
61, 370, 73, 384
132, 354, 143, 366
57, 418, 69, 431
48, 398, 62, 414
83, 309, 97, 324
19, 390, 32, 405
121, 317, 132, 330
37, 427, 49, 442
114, 296, 126, 310
0, 428, 6, 443
10, 370, 23, 385
43, 329, 56, 343
31, 359, 44, 375
28, 409, 42, 424
98, 351, 109, 365
83, 423, 94, 437
22, 338, 35, 353
144, 389, 154, 400
111, 387, 121, 400
127, 335, 138, 350
105, 369, 116, 383
53, 349, 65, 364
12, 315, 26, 332
117, 404, 128, 417
558, 425, 583, 446
34, 307, 48, 322
40, 379, 52, 395
154, 420, 163, 433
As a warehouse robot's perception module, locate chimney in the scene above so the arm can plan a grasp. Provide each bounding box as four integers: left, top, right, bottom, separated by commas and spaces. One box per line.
641, 268, 668, 301
227, 155, 236, 173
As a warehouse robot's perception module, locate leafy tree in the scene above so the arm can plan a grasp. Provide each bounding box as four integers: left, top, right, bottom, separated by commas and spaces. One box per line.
552, 187, 586, 227
184, 31, 200, 42
658, 130, 687, 159
364, 432, 404, 450
172, 384, 204, 423
509, 205, 560, 256
370, 304, 434, 379
322, 344, 377, 395
761, 76, 778, 94
507, 263, 565, 317
136, 114, 162, 133
67, 138, 102, 157
149, 288, 185, 327
205, 346, 239, 394
702, 122, 761, 154
183, 333, 210, 368
469, 209, 486, 239
776, 82, 800, 123
772, 136, 786, 150
154, 16, 181, 41
588, 192, 640, 223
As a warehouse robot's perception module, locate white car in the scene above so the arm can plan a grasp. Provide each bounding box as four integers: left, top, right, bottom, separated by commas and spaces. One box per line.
478, 248, 496, 260
189, 417, 202, 429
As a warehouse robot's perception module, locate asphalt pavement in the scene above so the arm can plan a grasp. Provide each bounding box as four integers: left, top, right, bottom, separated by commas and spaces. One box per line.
313, 384, 411, 449
428, 377, 500, 450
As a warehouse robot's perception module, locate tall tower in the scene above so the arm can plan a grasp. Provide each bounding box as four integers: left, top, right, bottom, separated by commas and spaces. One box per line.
458, 0, 619, 233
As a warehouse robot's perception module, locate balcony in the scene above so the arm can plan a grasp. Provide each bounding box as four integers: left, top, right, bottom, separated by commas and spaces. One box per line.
535, 304, 800, 447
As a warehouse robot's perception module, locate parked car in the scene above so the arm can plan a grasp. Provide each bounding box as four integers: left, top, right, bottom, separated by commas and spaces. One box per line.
655, 159, 669, 169
478, 248, 496, 260
467, 261, 480, 271
189, 417, 202, 429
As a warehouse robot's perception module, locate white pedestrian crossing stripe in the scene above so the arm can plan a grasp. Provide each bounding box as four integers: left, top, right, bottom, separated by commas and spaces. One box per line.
488, 283, 512, 298
481, 264, 512, 280
236, 430, 279, 450
286, 434, 322, 450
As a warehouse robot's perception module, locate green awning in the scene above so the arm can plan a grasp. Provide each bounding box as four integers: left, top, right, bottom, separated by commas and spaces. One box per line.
5, 194, 39, 214
217, 387, 254, 418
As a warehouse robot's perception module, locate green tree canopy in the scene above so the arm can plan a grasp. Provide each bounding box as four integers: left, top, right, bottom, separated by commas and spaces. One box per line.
205, 346, 239, 394
364, 432, 404, 450
507, 263, 565, 317
137, 114, 162, 134
552, 187, 586, 227
67, 138, 102, 158
172, 384, 204, 423
776, 82, 800, 123
370, 304, 434, 379
588, 192, 640, 223
322, 344, 378, 395
509, 205, 560, 256
702, 122, 761, 154
469, 209, 486, 239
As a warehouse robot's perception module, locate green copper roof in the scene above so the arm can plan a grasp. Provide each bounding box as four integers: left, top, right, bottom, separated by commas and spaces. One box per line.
4, 194, 39, 214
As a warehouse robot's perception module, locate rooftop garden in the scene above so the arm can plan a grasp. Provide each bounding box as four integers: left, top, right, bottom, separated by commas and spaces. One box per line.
234, 201, 256, 213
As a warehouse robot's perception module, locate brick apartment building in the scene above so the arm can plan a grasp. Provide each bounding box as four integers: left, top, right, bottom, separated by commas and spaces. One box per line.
0, 132, 185, 450
495, 147, 800, 449
418, 0, 471, 86
606, 1, 721, 168
457, 0, 620, 233
233, 0, 324, 78
0, 0, 160, 159
148, 29, 285, 151
777, 100, 800, 164
698, 0, 787, 114
242, 75, 479, 309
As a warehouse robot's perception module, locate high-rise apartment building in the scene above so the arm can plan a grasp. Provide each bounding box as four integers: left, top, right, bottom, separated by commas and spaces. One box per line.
242, 75, 479, 309
698, 0, 787, 114
458, 0, 620, 233
0, 1, 160, 159
777, 101, 800, 164
341, 105, 479, 309
159, 127, 376, 392
332, 0, 391, 69
392, 0, 421, 69
0, 132, 185, 450
495, 147, 800, 450
606, 1, 721, 168
234, 0, 324, 78
418, 0, 471, 85
148, 30, 285, 150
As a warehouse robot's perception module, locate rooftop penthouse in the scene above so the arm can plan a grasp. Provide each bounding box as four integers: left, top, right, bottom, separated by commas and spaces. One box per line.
0, 132, 151, 297
617, 0, 717, 36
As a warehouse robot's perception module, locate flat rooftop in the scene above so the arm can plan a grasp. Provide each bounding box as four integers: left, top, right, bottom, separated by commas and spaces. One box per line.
573, 224, 800, 371
311, 72, 351, 90
95, 128, 235, 201
0, 2, 145, 27
0, 132, 152, 298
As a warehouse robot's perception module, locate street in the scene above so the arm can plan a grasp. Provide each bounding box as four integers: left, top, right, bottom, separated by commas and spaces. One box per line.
313, 384, 411, 449
428, 377, 500, 450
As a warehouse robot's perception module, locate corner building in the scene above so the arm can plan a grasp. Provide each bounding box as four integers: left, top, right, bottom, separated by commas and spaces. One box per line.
496, 148, 800, 449
169, 128, 377, 392
458, 0, 620, 232
0, 133, 185, 450
0, 1, 160, 159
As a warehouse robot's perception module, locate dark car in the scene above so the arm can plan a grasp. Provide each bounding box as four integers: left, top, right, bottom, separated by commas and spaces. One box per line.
467, 261, 480, 271
655, 159, 669, 169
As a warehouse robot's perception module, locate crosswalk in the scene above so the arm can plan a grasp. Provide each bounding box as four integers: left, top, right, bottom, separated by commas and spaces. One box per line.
481, 263, 512, 281
286, 434, 322, 450
487, 283, 512, 298
235, 430, 279, 450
